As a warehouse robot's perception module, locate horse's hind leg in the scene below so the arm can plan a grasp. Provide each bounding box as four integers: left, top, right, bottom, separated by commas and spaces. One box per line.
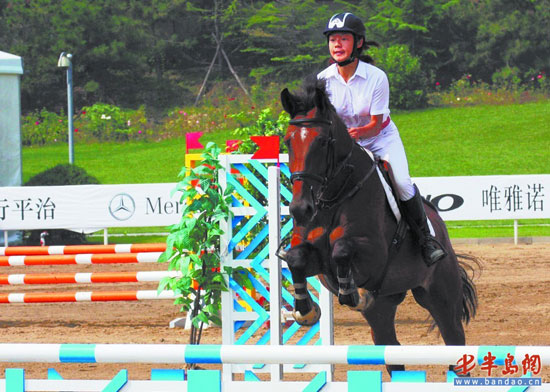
411, 283, 465, 345
412, 284, 466, 374
361, 292, 407, 375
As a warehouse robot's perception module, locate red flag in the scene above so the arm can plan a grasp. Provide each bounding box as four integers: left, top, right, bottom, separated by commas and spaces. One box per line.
186, 132, 204, 153
226, 139, 241, 153
251, 136, 279, 160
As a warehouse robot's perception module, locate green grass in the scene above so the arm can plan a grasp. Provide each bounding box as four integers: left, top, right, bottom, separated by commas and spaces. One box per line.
22, 133, 230, 184
398, 101, 550, 176
21, 101, 550, 242
447, 219, 549, 239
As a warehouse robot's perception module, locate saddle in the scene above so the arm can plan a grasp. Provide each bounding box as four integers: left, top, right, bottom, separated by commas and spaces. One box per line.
361, 148, 402, 222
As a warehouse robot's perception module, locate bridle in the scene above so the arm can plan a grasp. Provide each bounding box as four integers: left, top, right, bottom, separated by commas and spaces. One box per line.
287, 117, 335, 186
287, 115, 377, 211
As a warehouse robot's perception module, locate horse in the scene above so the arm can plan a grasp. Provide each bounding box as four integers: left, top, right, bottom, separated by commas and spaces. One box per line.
279, 77, 478, 375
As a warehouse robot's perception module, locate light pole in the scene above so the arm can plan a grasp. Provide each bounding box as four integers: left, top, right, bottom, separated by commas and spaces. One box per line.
58, 52, 74, 164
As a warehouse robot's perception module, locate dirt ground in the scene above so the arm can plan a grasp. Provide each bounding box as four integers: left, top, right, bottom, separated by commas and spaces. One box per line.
0, 242, 549, 384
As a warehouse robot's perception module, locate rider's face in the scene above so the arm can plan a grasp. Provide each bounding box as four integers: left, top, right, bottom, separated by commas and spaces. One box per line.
328, 33, 355, 63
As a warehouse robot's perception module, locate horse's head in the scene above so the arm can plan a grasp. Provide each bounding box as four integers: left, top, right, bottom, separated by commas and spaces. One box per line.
281, 79, 350, 226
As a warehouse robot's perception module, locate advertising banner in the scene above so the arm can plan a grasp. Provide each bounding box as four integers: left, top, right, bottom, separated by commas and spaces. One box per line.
0, 174, 548, 231
0, 183, 180, 231
416, 174, 549, 221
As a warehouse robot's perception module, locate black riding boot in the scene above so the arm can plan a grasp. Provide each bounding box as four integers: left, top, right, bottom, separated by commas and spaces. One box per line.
402, 185, 446, 266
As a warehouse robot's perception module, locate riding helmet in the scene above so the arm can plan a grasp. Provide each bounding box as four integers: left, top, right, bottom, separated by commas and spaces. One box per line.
323, 13, 366, 39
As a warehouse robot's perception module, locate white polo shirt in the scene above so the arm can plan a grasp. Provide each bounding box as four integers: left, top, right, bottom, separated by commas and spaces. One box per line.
317, 61, 394, 137
318, 61, 415, 200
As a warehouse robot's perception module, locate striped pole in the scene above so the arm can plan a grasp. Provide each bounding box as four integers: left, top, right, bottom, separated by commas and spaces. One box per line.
0, 243, 166, 256
0, 252, 161, 266
0, 290, 177, 303
0, 344, 548, 365
0, 270, 181, 285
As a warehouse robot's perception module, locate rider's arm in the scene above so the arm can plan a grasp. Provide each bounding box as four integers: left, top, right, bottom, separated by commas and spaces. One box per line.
347, 114, 384, 140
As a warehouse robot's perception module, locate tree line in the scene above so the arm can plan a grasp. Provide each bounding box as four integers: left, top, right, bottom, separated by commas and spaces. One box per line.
1, 0, 549, 114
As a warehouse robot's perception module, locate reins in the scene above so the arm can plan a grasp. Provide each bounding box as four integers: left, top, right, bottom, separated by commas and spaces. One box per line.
288, 116, 378, 211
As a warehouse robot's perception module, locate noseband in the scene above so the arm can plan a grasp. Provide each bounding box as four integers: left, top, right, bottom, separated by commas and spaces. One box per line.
288, 117, 333, 127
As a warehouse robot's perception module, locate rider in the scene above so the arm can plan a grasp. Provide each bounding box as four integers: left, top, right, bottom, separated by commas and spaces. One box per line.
317, 13, 446, 275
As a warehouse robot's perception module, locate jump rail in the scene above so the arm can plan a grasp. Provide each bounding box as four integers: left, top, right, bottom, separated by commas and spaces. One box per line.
0, 344, 548, 366
0, 252, 161, 266
0, 290, 176, 303
0, 245, 174, 305
0, 270, 179, 285
0, 243, 166, 256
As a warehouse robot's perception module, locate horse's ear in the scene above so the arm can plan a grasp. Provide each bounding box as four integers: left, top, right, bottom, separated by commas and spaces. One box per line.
281, 88, 296, 116
314, 87, 328, 114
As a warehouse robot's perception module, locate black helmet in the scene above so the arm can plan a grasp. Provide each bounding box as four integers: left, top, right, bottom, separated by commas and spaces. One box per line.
323, 13, 366, 38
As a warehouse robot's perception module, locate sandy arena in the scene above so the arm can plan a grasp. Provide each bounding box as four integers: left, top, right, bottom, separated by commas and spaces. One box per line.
0, 243, 549, 384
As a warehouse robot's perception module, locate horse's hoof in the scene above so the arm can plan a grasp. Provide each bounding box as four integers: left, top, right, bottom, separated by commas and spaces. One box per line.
292, 301, 321, 326
338, 292, 358, 307
345, 290, 376, 312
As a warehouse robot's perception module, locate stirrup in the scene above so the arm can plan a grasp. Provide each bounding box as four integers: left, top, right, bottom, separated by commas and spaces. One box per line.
422, 237, 447, 266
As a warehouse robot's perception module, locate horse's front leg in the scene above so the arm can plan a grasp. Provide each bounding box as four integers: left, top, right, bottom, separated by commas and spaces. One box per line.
332, 238, 360, 307
285, 243, 321, 326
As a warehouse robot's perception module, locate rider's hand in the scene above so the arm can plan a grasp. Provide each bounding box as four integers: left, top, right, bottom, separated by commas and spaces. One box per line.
348, 127, 362, 140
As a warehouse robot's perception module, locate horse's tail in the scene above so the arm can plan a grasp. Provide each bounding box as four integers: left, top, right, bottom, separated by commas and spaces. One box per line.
456, 253, 481, 324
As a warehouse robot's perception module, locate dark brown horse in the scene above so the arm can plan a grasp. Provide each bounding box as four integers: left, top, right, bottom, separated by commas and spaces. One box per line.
280, 78, 478, 374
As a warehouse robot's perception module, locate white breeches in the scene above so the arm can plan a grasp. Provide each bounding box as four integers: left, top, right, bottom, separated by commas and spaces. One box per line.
359, 128, 416, 201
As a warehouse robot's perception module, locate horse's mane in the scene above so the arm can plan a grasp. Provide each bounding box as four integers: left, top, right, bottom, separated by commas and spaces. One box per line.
294, 75, 344, 130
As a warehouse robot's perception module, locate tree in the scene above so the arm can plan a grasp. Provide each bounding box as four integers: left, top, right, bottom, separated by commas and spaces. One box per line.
236, 0, 332, 82
1, 0, 548, 111
159, 142, 245, 353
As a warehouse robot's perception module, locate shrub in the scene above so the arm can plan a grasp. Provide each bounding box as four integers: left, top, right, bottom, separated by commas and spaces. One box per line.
427, 74, 549, 107
492, 67, 522, 90
370, 44, 429, 110
23, 164, 100, 245
24, 164, 100, 186
229, 107, 289, 154
21, 109, 67, 146
77, 103, 149, 141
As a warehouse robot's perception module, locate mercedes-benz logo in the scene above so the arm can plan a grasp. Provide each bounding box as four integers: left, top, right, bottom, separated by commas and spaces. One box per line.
108, 193, 136, 221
